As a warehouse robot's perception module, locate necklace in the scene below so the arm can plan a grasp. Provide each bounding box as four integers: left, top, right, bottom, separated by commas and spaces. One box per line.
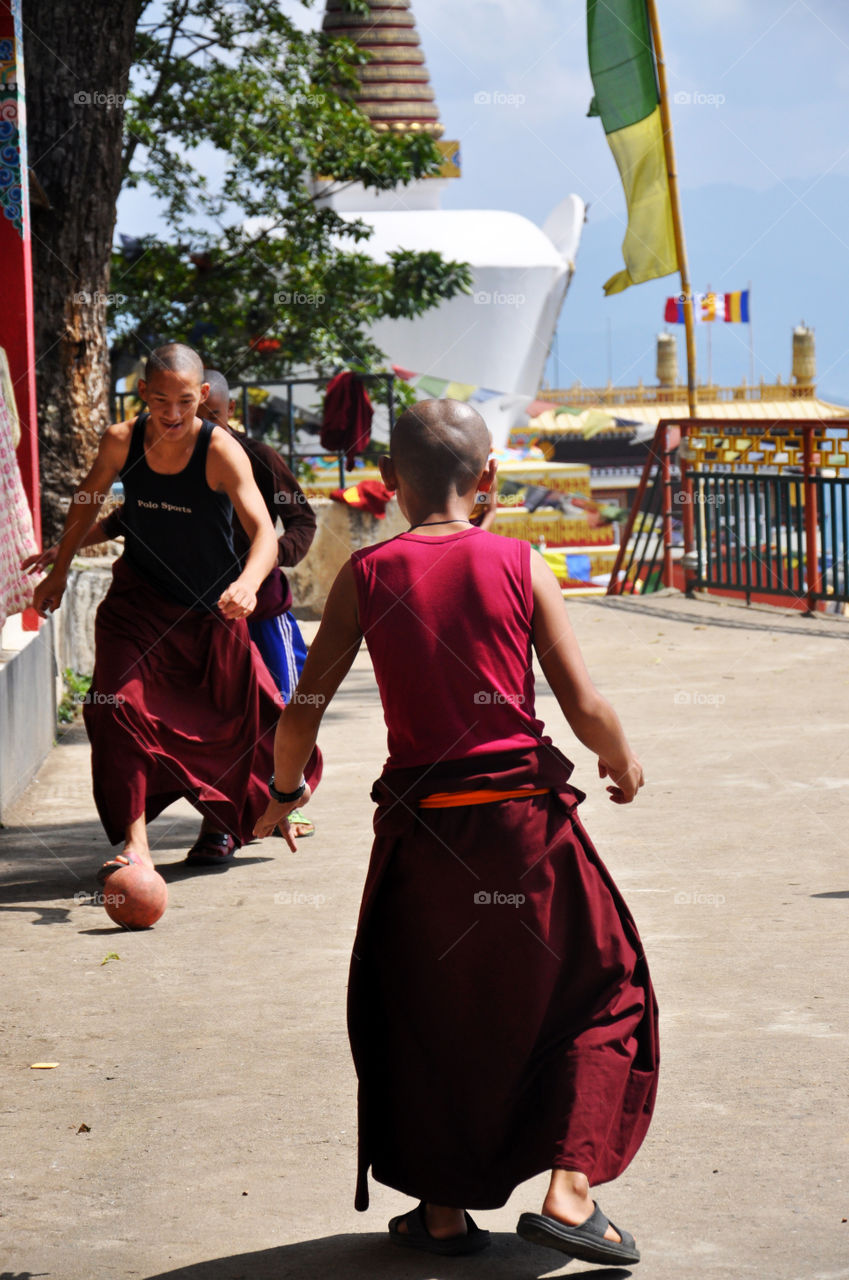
407, 519, 473, 532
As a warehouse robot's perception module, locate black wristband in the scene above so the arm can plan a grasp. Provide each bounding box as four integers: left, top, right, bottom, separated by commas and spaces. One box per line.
268, 775, 306, 804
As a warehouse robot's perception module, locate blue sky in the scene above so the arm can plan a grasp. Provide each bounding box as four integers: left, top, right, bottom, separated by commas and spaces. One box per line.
118, 1, 849, 400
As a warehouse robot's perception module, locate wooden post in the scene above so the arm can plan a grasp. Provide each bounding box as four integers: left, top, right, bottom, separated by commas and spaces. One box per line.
647, 0, 698, 420
660, 424, 675, 586
678, 420, 698, 594
747, 280, 755, 390
607, 424, 664, 595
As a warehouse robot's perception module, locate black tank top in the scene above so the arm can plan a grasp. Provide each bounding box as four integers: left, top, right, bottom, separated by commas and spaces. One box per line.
119, 414, 240, 610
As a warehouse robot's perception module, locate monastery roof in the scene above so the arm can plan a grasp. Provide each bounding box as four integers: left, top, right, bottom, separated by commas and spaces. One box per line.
523, 395, 848, 443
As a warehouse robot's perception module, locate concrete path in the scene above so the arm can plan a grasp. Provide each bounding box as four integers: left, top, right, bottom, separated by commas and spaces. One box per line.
2, 592, 848, 1280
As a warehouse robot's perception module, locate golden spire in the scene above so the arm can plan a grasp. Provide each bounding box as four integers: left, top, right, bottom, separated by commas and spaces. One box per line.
323, 0, 444, 136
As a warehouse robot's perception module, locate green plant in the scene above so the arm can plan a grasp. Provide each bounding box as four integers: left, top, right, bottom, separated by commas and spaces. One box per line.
58, 669, 93, 725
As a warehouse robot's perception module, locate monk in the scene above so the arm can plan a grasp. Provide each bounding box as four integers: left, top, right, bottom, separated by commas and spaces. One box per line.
197, 370, 314, 712
30, 342, 320, 876
254, 399, 658, 1265
26, 366, 319, 848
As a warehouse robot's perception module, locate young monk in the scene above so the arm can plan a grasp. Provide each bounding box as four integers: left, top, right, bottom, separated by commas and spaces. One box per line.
254, 398, 658, 1265
198, 370, 314, 709
30, 343, 320, 876
26, 367, 319, 849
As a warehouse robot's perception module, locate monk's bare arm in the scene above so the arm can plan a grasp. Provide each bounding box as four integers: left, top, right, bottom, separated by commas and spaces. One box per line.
30, 424, 132, 617
208, 429, 278, 617
253, 562, 363, 840
22, 508, 124, 576
530, 548, 644, 803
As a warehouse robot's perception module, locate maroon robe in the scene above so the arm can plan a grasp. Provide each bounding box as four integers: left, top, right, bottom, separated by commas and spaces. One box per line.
348, 744, 658, 1211
84, 555, 321, 845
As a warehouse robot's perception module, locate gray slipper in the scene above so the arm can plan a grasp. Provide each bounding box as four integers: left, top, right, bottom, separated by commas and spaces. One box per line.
389, 1201, 491, 1256
517, 1201, 639, 1265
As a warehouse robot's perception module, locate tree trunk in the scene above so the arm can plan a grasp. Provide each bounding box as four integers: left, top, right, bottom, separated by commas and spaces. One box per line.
23, 1, 142, 542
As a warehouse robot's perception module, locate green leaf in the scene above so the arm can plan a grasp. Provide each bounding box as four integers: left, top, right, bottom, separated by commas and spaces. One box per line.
113, 0, 469, 378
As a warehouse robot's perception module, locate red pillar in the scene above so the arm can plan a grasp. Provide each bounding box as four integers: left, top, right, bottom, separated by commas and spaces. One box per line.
1, 1, 41, 628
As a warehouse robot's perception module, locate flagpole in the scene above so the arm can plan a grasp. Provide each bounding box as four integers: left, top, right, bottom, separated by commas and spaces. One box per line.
747, 280, 754, 391
647, 0, 697, 418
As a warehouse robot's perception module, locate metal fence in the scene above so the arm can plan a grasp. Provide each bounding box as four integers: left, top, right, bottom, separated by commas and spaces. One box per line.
815, 475, 849, 603
689, 470, 808, 601
609, 417, 849, 611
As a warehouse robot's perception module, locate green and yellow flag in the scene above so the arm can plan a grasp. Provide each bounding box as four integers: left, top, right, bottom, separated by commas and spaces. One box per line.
587, 0, 678, 295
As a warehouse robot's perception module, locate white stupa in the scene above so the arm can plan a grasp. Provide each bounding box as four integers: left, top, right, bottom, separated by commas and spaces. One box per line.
319, 0, 584, 402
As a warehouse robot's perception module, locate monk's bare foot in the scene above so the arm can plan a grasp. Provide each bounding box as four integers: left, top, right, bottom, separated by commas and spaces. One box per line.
396, 1203, 467, 1239
543, 1171, 622, 1244
97, 844, 153, 884
122, 843, 154, 870
121, 817, 153, 870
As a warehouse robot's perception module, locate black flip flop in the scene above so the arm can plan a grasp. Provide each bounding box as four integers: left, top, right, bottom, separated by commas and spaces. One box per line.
389, 1202, 491, 1256
185, 832, 238, 866
517, 1201, 640, 1266
96, 852, 141, 885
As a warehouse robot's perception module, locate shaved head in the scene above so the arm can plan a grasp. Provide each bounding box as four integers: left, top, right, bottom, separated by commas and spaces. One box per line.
391, 399, 490, 504
203, 368, 229, 402
144, 343, 204, 385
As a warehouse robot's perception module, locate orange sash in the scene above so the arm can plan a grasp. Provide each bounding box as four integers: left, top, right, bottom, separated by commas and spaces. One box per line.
419, 787, 549, 809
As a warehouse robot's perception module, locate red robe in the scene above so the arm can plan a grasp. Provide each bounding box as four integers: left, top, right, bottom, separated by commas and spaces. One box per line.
84, 556, 321, 845
348, 744, 658, 1211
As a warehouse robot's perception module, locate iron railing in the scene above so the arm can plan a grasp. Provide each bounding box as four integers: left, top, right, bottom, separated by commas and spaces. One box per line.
689, 470, 807, 602
815, 476, 849, 604
609, 418, 849, 611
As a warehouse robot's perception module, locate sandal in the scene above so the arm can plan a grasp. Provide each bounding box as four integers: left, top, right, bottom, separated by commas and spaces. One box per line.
96, 852, 142, 885
516, 1201, 639, 1265
388, 1202, 490, 1256
288, 808, 314, 837
185, 831, 238, 866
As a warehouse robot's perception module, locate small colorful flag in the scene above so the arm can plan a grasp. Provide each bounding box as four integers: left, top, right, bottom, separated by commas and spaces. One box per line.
700, 291, 719, 322
664, 293, 704, 324
723, 290, 750, 322
664, 289, 750, 323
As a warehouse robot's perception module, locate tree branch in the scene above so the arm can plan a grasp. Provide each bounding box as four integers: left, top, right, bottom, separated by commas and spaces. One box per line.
121, 0, 193, 179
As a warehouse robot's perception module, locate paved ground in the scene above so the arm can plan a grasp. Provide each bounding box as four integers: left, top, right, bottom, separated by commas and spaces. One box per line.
1, 591, 848, 1280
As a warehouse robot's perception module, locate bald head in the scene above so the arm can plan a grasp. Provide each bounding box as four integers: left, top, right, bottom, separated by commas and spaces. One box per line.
144, 343, 204, 385
391, 399, 490, 504
203, 368, 229, 402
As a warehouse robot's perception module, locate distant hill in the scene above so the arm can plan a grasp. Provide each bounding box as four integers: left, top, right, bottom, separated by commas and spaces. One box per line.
544, 176, 849, 407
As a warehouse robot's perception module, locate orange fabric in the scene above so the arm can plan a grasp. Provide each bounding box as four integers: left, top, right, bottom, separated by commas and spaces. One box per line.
419, 787, 549, 809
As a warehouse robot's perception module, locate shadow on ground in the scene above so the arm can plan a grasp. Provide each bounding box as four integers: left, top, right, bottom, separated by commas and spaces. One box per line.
143, 1232, 632, 1280
0, 808, 273, 910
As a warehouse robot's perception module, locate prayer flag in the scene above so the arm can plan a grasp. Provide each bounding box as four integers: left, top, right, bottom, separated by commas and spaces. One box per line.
664, 290, 750, 323
444, 381, 476, 401
416, 375, 449, 398
700, 291, 719, 322
587, 0, 678, 295
723, 289, 750, 322
664, 293, 703, 324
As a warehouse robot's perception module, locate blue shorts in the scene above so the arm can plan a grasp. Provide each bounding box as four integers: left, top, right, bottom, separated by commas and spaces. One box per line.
248, 611, 308, 702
